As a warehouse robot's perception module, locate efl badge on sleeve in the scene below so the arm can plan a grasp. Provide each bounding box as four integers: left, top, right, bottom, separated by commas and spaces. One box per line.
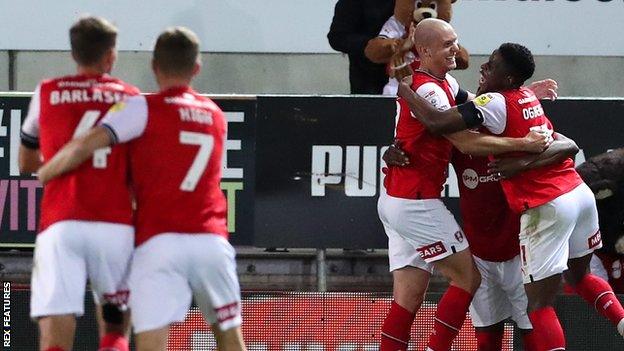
474, 94, 492, 107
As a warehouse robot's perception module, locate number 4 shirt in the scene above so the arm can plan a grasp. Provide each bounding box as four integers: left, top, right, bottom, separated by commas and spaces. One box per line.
21, 74, 140, 231
101, 86, 228, 246
471, 87, 582, 212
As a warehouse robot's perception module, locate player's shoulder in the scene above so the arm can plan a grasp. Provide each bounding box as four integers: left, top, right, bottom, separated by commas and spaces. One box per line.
473, 92, 505, 109
444, 74, 460, 96
107, 95, 148, 118
444, 73, 458, 87
196, 94, 222, 113
98, 76, 141, 95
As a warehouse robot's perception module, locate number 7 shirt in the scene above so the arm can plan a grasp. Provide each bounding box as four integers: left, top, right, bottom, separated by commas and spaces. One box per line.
21, 74, 140, 232
471, 87, 582, 213
101, 86, 228, 246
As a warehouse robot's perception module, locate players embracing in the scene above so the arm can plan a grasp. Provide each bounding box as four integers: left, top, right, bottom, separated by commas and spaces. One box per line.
398, 25, 624, 349
376, 18, 559, 351
20, 16, 139, 351
28, 18, 247, 351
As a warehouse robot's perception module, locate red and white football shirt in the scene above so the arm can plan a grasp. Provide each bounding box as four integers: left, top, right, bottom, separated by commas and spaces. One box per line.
451, 148, 519, 262
383, 71, 458, 199
21, 74, 139, 231
472, 87, 583, 212
101, 86, 228, 246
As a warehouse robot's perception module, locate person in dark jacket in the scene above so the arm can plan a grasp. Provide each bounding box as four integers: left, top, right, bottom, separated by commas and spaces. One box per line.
327, 0, 395, 94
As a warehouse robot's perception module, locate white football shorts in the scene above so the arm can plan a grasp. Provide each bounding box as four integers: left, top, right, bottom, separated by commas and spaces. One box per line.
519, 183, 601, 284
30, 220, 134, 319
378, 192, 468, 269
469, 255, 532, 329
129, 233, 241, 333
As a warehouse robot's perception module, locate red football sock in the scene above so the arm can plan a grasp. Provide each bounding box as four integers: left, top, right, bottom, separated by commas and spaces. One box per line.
45, 348, 65, 351
475, 329, 503, 351
573, 273, 624, 327
99, 332, 129, 351
521, 329, 540, 351
427, 285, 473, 351
380, 301, 416, 351
528, 307, 565, 351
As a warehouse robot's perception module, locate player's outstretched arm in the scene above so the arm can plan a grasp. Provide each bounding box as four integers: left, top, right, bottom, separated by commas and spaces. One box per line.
445, 130, 550, 157
487, 132, 578, 179
37, 127, 114, 184
398, 81, 477, 135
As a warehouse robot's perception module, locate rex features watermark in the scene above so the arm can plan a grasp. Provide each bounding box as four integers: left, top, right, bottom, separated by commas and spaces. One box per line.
3, 281, 10, 348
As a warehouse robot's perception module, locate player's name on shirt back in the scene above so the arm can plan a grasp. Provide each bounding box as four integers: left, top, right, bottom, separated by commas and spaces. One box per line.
49, 82, 132, 105
164, 94, 218, 125
178, 107, 213, 125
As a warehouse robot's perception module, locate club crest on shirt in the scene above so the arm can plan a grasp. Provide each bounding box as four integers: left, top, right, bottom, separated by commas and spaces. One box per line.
474, 94, 493, 107
454, 231, 464, 243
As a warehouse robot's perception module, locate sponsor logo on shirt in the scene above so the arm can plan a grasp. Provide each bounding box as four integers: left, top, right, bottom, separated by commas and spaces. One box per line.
588, 230, 602, 249
461, 168, 499, 189
418, 241, 447, 260
474, 94, 493, 107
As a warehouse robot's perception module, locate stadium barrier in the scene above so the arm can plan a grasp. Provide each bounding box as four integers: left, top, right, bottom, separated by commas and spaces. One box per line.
1, 94, 623, 250
5, 288, 624, 350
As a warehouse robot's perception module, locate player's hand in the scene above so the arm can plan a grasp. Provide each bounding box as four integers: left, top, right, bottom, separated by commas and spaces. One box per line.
382, 142, 410, 167
522, 130, 551, 153
527, 79, 558, 101
397, 80, 414, 99
487, 157, 530, 179
389, 52, 414, 81
37, 166, 51, 185
389, 24, 416, 81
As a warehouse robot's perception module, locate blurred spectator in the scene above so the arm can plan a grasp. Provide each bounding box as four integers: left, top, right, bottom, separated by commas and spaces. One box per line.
327, 0, 395, 94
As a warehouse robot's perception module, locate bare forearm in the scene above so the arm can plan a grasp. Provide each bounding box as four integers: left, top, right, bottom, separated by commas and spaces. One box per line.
448, 132, 530, 156
38, 126, 114, 184
364, 38, 397, 63
521, 137, 578, 170
38, 141, 92, 184
400, 84, 467, 135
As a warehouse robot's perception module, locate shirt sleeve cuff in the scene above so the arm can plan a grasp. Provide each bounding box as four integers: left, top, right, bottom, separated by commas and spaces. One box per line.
20, 131, 39, 149
101, 123, 120, 144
